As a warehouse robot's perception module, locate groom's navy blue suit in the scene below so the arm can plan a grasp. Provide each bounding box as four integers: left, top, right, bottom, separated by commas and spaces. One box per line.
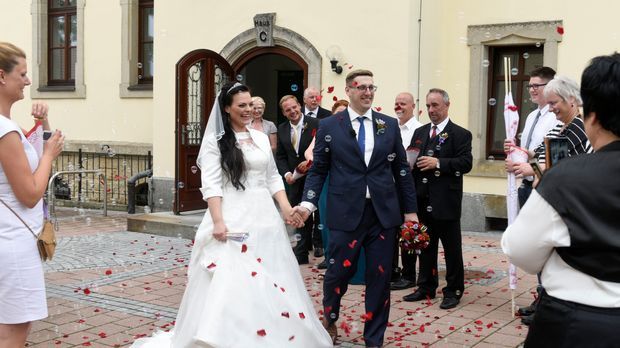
302, 109, 417, 346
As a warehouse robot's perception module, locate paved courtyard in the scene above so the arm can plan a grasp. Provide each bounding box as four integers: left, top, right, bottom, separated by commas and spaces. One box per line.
26, 208, 536, 347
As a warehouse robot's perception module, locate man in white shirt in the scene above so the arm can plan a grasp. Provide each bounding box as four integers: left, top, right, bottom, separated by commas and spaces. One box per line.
504, 66, 558, 325
505, 67, 558, 207
391, 92, 423, 290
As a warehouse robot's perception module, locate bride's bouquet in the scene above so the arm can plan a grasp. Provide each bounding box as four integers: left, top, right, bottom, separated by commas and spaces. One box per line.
399, 221, 430, 254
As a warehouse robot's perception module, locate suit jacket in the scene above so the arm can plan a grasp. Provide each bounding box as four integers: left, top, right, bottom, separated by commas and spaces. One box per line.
303, 109, 418, 231
410, 120, 472, 220
275, 116, 319, 204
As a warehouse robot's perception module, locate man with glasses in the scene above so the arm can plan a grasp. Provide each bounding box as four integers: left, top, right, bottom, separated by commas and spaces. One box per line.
294, 69, 419, 347
506, 66, 558, 207
303, 86, 332, 120
504, 66, 558, 325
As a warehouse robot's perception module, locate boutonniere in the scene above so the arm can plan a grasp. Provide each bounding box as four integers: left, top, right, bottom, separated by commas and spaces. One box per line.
311, 128, 317, 138
438, 132, 448, 145
301, 122, 308, 132
375, 119, 387, 135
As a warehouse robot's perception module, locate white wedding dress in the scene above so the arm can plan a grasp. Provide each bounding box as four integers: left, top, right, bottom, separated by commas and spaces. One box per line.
132, 130, 332, 348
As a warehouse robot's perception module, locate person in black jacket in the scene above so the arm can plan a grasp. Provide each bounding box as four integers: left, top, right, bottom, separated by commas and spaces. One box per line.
403, 88, 473, 310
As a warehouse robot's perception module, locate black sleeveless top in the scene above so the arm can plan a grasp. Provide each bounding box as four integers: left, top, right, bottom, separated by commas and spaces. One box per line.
536, 141, 620, 282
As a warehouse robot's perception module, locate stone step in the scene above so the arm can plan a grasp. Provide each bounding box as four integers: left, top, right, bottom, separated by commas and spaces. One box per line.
127, 210, 205, 239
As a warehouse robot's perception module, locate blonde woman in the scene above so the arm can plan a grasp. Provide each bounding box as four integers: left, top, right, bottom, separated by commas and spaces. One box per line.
0, 42, 64, 348
250, 96, 277, 151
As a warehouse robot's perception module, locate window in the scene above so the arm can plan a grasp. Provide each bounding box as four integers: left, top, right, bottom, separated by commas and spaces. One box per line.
486, 46, 543, 159
137, 0, 154, 85
48, 0, 77, 86
32, 0, 85, 98
119, 0, 153, 97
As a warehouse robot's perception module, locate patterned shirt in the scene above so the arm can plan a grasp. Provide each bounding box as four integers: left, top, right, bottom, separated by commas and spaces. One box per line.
535, 116, 593, 164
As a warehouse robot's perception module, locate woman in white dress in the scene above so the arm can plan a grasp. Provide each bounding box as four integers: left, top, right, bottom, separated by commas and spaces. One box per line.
0, 42, 64, 347
132, 82, 333, 348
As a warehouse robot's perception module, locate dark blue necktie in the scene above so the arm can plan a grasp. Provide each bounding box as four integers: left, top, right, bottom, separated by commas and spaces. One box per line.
357, 116, 366, 155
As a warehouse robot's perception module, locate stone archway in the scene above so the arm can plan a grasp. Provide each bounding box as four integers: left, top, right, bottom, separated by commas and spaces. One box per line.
220, 26, 322, 88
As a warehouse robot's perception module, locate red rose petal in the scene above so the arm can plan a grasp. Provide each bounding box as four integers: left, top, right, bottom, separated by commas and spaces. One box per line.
327, 86, 334, 93
241, 244, 248, 253
334, 287, 341, 295
98, 332, 107, 338
557, 26, 564, 35
343, 259, 352, 267
379, 234, 385, 240
257, 258, 262, 263
289, 335, 295, 341
375, 107, 382, 112
419, 324, 425, 333
332, 96, 338, 102
281, 311, 290, 318
105, 269, 112, 276
348, 240, 357, 249
82, 343, 91, 347
298, 312, 305, 319
474, 320, 483, 325
257, 329, 267, 337
339, 321, 352, 334
251, 271, 257, 277
280, 287, 286, 292
361, 311, 373, 322
83, 288, 91, 295
207, 262, 216, 269
378, 265, 385, 273
325, 306, 332, 314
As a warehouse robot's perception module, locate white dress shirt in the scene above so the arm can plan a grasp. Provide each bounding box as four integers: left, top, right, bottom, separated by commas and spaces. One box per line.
348, 106, 373, 198
304, 107, 318, 118
429, 117, 450, 137
520, 105, 558, 151
501, 190, 620, 307
399, 116, 423, 150
289, 114, 305, 155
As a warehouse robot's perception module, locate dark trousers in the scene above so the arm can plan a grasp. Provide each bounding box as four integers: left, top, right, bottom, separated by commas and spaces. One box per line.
293, 213, 314, 259
416, 211, 464, 298
518, 180, 533, 208
391, 235, 417, 283
525, 290, 620, 348
311, 208, 324, 249
323, 200, 394, 347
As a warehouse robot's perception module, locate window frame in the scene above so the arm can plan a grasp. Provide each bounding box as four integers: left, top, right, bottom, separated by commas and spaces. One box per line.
31, 0, 86, 98
119, 0, 153, 98
47, 0, 77, 86
137, 0, 154, 86
466, 20, 562, 176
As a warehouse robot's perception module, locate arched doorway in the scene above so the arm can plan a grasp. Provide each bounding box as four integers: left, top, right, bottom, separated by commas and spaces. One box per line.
234, 46, 307, 125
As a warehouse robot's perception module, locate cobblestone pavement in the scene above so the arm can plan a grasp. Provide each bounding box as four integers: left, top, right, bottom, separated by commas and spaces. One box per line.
26, 208, 536, 347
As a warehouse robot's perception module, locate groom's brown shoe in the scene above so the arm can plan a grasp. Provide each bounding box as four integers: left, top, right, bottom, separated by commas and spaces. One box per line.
322, 318, 338, 344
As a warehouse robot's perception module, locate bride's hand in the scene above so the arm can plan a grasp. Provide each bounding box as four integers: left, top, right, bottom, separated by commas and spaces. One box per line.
212, 221, 228, 242
282, 206, 303, 227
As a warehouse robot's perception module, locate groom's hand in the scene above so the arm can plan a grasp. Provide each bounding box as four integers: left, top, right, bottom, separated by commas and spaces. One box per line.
404, 212, 419, 223
291, 206, 311, 227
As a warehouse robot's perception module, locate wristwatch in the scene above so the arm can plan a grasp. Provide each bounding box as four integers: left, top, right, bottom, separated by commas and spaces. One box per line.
435, 159, 440, 169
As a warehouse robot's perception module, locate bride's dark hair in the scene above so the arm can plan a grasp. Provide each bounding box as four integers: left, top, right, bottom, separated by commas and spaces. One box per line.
218, 81, 250, 190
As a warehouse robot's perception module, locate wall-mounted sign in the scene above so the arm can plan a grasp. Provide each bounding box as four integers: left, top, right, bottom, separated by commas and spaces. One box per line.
253, 13, 276, 47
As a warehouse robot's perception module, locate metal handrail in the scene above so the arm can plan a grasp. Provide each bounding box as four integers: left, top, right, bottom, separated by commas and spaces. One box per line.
47, 170, 107, 217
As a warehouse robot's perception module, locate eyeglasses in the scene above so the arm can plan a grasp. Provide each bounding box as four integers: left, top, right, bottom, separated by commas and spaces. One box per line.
526, 83, 547, 90
349, 84, 378, 92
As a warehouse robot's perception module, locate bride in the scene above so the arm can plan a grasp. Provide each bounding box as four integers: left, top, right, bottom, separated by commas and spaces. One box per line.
132, 82, 333, 348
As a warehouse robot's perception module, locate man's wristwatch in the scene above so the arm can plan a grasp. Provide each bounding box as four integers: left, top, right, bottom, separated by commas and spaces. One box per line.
435, 159, 440, 169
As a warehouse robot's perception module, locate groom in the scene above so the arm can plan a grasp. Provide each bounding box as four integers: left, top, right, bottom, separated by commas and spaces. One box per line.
294, 69, 418, 347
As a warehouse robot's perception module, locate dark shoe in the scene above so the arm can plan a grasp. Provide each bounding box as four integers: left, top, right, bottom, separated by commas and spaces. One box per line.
439, 297, 460, 309
517, 303, 537, 317
521, 313, 535, 326
403, 290, 435, 302
322, 318, 338, 344
317, 259, 327, 269
390, 278, 416, 291
314, 248, 324, 257
296, 256, 309, 265
390, 267, 402, 283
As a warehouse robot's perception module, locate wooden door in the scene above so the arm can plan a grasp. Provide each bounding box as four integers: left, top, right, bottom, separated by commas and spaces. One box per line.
174, 49, 233, 213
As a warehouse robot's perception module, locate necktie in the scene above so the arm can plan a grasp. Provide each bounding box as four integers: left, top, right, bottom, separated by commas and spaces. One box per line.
524, 110, 542, 149
431, 125, 437, 139
357, 116, 366, 155
307, 111, 314, 118
291, 126, 299, 151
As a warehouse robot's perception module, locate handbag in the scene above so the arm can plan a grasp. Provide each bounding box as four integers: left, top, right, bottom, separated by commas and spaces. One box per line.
0, 198, 57, 261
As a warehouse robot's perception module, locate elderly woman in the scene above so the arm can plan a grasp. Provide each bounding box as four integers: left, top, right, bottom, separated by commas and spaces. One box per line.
502, 53, 620, 347
249, 96, 277, 151
0, 42, 64, 347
